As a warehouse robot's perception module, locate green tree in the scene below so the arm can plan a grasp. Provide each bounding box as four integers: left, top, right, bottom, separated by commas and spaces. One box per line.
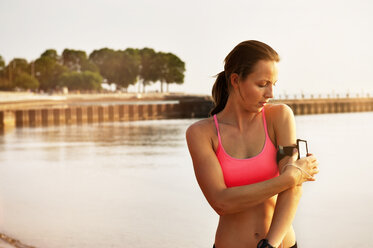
0, 55, 5, 76
58, 71, 102, 91
0, 56, 11, 90
4, 58, 29, 82
41, 49, 60, 61
0, 58, 30, 90
158, 52, 185, 93
117, 48, 140, 89
139, 48, 161, 93
89, 48, 139, 89
62, 49, 98, 73
89, 48, 118, 83
0, 78, 12, 90
34, 49, 68, 91
12, 58, 29, 73
14, 72, 39, 90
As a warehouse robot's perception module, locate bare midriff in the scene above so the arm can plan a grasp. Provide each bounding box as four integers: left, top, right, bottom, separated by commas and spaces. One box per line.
214, 195, 278, 248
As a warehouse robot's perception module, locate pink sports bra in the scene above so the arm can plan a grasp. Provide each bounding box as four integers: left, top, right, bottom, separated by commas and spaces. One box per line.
213, 108, 279, 188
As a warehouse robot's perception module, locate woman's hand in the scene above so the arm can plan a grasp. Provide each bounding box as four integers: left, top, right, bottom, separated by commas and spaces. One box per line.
280, 148, 319, 186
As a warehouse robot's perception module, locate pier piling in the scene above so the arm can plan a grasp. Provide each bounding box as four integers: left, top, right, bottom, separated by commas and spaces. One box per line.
1, 97, 373, 129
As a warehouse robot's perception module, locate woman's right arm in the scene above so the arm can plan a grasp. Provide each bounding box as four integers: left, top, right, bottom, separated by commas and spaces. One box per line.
185, 122, 301, 216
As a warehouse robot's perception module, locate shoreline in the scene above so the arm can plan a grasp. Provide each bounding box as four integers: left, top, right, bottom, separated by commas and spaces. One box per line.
0, 232, 35, 248
0, 92, 211, 111
1, 92, 373, 130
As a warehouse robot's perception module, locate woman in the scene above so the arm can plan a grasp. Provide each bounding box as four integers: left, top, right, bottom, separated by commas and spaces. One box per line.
186, 40, 319, 248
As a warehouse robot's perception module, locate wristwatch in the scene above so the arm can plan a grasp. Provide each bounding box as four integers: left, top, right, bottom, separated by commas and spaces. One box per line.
257, 238, 275, 248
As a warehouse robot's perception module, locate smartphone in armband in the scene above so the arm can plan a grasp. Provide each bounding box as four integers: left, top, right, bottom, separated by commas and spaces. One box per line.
297, 139, 308, 159
277, 139, 309, 163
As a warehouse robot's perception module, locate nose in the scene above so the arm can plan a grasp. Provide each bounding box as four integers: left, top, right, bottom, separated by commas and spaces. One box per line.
265, 84, 274, 99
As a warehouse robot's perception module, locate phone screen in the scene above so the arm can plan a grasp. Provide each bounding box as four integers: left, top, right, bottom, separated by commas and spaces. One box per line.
297, 139, 308, 159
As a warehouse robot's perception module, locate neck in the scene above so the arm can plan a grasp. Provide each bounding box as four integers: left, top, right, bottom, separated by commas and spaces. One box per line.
217, 94, 262, 131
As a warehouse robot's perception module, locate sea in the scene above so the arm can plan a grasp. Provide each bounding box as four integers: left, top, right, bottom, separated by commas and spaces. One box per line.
0, 112, 372, 248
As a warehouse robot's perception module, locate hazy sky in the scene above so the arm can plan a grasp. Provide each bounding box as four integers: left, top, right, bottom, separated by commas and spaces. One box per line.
1, 0, 372, 97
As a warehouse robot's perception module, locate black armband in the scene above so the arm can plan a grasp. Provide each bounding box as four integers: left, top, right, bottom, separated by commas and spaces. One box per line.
257, 239, 275, 248
276, 145, 296, 164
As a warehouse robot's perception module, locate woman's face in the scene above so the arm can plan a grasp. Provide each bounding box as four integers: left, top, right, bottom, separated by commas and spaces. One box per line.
233, 60, 278, 113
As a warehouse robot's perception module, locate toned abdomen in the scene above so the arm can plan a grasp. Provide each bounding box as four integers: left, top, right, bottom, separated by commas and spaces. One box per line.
214, 195, 277, 248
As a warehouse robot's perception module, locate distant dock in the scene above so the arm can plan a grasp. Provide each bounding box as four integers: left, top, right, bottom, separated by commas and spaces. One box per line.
278, 97, 373, 115
1, 92, 373, 130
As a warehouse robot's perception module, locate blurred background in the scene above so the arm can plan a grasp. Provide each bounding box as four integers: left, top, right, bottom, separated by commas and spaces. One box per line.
1, 0, 373, 247
1, 0, 373, 97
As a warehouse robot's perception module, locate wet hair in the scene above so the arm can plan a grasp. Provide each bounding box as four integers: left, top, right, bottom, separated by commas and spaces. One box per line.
210, 40, 280, 116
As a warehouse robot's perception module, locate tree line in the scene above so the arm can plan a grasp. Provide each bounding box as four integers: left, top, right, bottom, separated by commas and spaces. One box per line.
0, 47, 185, 93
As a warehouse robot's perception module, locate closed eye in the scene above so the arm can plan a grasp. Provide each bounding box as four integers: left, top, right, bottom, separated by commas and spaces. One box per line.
258, 81, 276, 87
265, 80, 277, 87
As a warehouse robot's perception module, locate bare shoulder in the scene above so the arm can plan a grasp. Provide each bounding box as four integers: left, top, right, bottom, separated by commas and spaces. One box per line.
265, 103, 295, 123
265, 103, 297, 146
185, 117, 215, 142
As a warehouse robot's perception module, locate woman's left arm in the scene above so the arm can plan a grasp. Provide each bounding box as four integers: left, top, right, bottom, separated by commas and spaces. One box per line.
265, 104, 302, 247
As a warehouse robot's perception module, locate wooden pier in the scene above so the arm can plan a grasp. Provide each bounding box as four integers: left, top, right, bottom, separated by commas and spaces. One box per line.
1, 96, 373, 130
279, 98, 373, 115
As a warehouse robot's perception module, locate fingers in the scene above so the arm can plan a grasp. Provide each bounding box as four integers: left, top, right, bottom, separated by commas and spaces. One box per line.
306, 154, 319, 168
291, 150, 320, 184
305, 155, 318, 165
308, 164, 320, 181
302, 156, 320, 182
292, 148, 298, 155
289, 148, 298, 162
306, 154, 316, 161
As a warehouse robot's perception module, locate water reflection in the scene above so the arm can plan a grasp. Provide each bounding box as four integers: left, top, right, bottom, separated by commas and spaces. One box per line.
10, 120, 184, 146
0, 118, 198, 248
1, 119, 191, 168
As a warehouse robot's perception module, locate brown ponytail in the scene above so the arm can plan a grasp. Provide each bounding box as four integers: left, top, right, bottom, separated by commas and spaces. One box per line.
209, 40, 280, 116
210, 71, 228, 116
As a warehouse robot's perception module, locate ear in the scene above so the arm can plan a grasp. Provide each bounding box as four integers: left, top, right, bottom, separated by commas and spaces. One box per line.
229, 73, 240, 89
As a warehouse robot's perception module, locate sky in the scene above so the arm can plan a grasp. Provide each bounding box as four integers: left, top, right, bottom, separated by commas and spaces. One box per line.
1, 0, 373, 97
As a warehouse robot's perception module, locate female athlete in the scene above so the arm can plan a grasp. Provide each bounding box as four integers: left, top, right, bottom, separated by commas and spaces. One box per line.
186, 40, 319, 248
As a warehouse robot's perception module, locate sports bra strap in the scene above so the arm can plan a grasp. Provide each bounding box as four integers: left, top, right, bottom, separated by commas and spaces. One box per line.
213, 114, 222, 144
214, 108, 268, 145
262, 107, 268, 136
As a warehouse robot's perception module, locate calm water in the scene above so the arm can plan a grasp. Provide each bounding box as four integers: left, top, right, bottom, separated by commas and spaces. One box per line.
0, 112, 373, 248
